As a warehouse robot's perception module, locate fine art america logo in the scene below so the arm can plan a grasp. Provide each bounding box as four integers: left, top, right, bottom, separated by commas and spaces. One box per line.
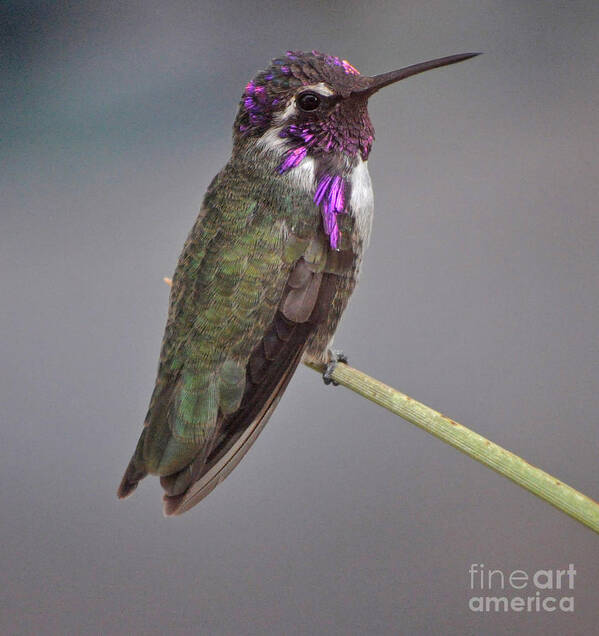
468, 563, 576, 613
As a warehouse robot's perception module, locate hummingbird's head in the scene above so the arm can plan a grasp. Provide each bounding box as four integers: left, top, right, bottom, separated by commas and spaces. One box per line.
234, 51, 374, 162
234, 49, 479, 165
233, 50, 479, 248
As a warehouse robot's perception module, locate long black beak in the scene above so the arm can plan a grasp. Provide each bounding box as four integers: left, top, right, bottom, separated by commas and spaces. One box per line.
357, 52, 481, 95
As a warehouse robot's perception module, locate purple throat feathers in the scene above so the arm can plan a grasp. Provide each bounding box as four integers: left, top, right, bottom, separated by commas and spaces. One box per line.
276, 127, 347, 250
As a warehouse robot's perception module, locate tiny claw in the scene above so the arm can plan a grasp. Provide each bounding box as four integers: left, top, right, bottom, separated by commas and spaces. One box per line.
323, 349, 348, 386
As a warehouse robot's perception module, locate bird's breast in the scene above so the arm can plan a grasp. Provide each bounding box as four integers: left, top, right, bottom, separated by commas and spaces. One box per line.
348, 158, 374, 248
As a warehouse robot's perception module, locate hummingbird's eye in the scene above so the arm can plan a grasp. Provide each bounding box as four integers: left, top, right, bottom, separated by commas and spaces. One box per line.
297, 92, 321, 112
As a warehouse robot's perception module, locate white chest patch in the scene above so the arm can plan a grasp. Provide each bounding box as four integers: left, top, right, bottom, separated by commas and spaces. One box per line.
349, 159, 374, 246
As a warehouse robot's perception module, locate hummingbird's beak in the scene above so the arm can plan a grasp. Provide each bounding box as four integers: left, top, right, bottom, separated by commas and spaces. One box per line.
357, 52, 481, 96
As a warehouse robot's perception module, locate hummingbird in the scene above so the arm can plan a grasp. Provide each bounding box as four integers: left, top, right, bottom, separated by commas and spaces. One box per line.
118, 50, 479, 515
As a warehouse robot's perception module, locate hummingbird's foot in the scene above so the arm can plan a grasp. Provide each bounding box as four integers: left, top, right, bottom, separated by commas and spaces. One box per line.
323, 349, 348, 386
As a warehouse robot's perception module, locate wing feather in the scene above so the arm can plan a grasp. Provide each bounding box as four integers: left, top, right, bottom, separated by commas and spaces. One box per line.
118, 160, 356, 512
163, 270, 340, 515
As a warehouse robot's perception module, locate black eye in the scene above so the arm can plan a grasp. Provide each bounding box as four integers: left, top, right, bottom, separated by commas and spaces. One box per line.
297, 92, 321, 112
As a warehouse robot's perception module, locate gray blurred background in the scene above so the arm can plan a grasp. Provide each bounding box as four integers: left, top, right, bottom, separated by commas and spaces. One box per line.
2, 1, 598, 634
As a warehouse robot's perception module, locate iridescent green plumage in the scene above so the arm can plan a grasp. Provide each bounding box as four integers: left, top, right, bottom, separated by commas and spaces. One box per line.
118, 150, 357, 514
158, 159, 316, 443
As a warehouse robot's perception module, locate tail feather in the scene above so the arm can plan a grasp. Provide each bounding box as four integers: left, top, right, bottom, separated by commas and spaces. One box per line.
162, 343, 306, 516
117, 429, 148, 498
